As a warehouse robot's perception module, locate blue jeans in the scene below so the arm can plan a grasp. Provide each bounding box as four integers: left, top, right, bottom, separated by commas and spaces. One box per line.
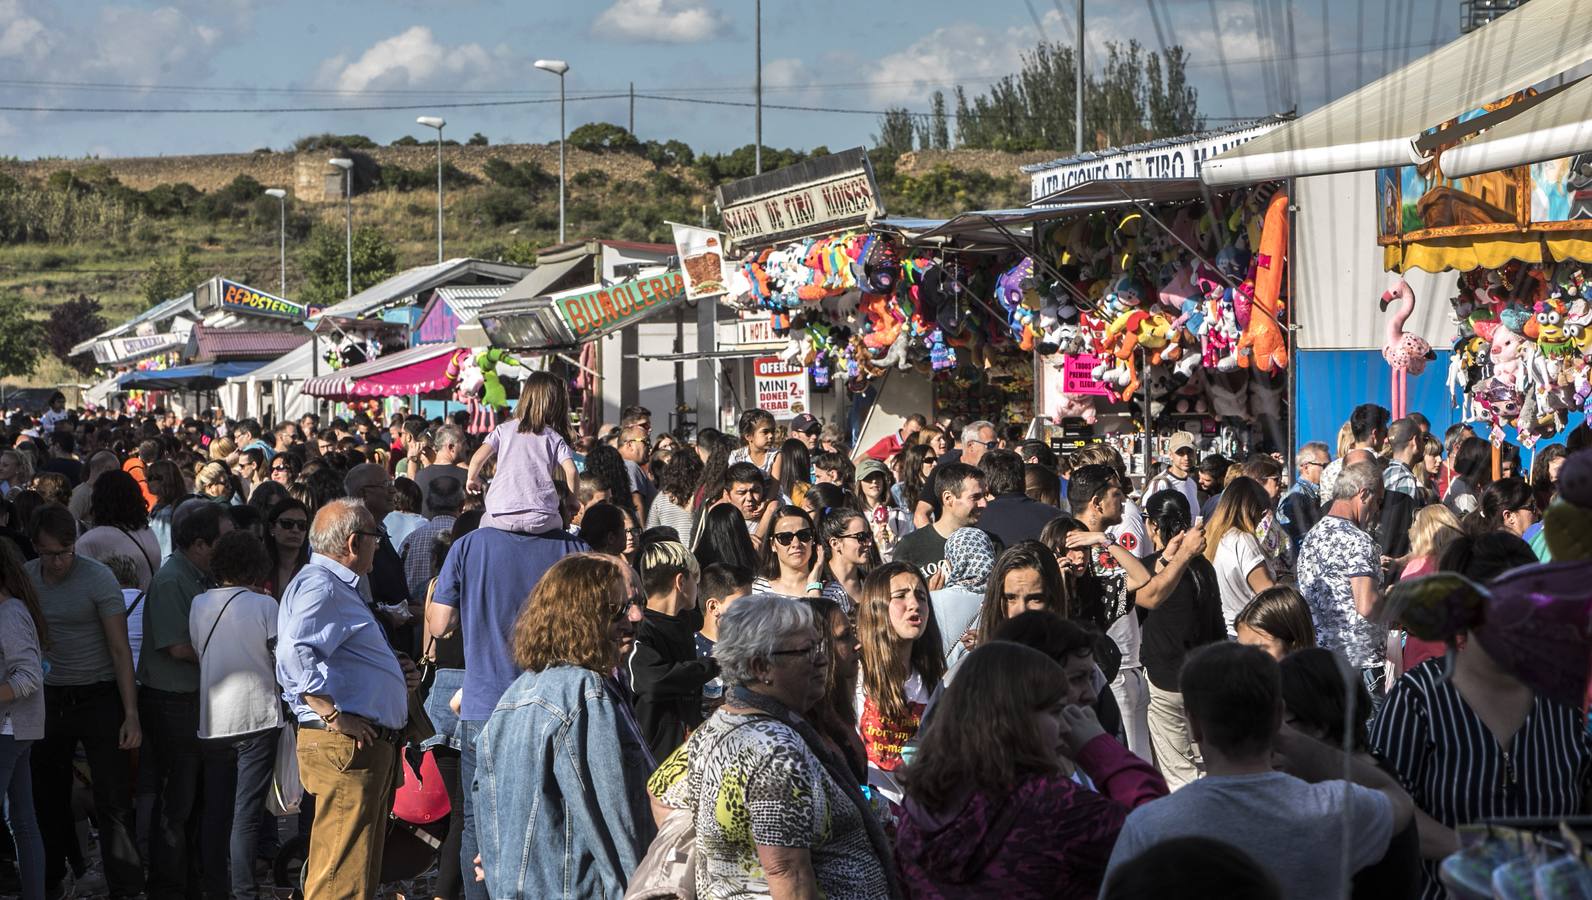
458, 718, 487, 900
201, 729, 277, 900
0, 737, 43, 900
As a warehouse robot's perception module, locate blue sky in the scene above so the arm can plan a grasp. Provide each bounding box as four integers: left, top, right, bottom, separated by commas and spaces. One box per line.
0, 0, 1459, 160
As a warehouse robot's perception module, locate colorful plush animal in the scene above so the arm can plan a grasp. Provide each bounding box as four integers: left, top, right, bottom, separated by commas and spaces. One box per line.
1378, 278, 1436, 419
1235, 191, 1290, 373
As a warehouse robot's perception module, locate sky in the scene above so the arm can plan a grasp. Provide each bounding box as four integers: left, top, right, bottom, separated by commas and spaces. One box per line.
0, 0, 1462, 161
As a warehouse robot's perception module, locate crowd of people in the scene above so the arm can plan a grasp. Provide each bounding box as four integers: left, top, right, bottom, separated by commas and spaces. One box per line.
0, 387, 1582, 899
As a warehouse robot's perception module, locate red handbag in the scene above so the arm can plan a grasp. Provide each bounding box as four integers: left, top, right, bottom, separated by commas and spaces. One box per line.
391, 749, 450, 825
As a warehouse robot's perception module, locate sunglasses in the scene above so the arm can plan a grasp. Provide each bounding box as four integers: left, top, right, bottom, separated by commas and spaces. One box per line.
836, 531, 873, 544
610, 596, 644, 622
275, 518, 308, 531
354, 529, 383, 541
922, 456, 937, 465
772, 529, 815, 546
272, 464, 291, 472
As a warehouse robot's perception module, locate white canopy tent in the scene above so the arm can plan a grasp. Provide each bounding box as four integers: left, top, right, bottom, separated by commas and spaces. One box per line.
1442, 76, 1592, 177
1201, 0, 1592, 187
221, 337, 335, 424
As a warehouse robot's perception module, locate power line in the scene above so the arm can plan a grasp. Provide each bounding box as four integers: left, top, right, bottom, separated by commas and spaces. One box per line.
0, 95, 628, 114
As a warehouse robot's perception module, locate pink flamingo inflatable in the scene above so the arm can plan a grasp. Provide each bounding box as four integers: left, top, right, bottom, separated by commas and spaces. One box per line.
1380, 278, 1436, 419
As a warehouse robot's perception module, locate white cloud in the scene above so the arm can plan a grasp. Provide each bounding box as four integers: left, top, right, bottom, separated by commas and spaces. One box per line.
592, 0, 726, 43
320, 26, 505, 93
0, 0, 53, 60
86, 6, 224, 85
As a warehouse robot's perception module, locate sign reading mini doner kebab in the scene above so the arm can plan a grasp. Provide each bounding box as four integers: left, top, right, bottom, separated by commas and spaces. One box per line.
555, 270, 687, 342
717, 147, 885, 251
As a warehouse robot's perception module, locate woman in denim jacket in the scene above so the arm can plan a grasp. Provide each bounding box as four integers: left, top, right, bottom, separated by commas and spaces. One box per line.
475, 553, 655, 899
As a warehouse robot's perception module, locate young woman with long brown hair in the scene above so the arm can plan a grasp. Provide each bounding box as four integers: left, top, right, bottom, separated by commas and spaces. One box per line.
896, 638, 1165, 897
976, 541, 1069, 646
1204, 476, 1276, 636
856, 561, 945, 804
464, 369, 578, 533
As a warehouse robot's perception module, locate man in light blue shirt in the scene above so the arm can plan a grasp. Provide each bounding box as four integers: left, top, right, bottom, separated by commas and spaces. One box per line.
276, 498, 415, 900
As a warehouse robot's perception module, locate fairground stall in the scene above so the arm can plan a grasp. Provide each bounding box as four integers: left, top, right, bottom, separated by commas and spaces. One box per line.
1201, 0, 1592, 459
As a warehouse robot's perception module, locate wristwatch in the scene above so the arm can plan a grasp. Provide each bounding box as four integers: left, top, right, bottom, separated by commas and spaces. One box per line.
324, 707, 341, 724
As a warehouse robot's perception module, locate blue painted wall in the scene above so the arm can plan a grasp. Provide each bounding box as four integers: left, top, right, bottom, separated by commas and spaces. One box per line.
1294, 350, 1579, 453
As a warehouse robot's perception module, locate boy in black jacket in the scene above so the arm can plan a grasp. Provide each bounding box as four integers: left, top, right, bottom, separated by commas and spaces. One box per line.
626, 540, 719, 759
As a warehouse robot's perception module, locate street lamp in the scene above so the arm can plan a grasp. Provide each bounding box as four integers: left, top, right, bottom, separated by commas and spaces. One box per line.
263, 188, 287, 296
534, 59, 569, 243
417, 116, 446, 263
328, 158, 354, 298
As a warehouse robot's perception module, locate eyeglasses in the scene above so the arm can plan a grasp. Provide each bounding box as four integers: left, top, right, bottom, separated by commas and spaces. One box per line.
626, 528, 642, 537
623, 438, 650, 449
836, 531, 873, 544
965, 439, 990, 449
609, 596, 644, 622
770, 642, 827, 663
38, 547, 74, 561
772, 529, 815, 546
354, 529, 383, 541
1300, 461, 1326, 469
275, 519, 308, 531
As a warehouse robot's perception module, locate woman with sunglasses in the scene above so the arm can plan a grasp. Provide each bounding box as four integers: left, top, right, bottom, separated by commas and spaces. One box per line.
268, 453, 300, 487
856, 561, 945, 806
818, 508, 873, 615
1466, 477, 1538, 540
145, 459, 187, 562
753, 506, 829, 601
263, 499, 311, 600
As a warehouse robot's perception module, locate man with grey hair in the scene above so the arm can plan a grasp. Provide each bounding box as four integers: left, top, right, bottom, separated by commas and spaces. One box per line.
413, 424, 467, 518
1277, 441, 1329, 564
959, 420, 997, 468
277, 498, 417, 900
1295, 461, 1389, 714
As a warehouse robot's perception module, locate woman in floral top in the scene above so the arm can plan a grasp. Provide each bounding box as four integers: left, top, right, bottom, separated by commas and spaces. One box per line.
648, 594, 897, 899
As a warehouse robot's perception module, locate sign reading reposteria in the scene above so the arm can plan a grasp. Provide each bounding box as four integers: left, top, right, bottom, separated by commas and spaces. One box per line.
219, 280, 309, 320
554, 270, 687, 342
717, 147, 884, 250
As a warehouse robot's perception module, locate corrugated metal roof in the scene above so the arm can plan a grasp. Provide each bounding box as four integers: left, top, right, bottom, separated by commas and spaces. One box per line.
70, 292, 197, 356
189, 326, 312, 362
433, 284, 511, 320
310, 258, 533, 326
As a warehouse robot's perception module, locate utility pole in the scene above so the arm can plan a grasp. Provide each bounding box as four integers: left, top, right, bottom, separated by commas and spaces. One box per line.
629, 81, 635, 135
1076, 0, 1084, 155
754, 0, 763, 174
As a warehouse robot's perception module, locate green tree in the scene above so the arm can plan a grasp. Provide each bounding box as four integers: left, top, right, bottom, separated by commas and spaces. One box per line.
953, 39, 1201, 152
46, 294, 106, 375
0, 293, 42, 378
299, 224, 398, 308
930, 91, 950, 150
567, 122, 641, 154
140, 245, 198, 308
467, 132, 489, 146
874, 107, 916, 156
293, 133, 378, 151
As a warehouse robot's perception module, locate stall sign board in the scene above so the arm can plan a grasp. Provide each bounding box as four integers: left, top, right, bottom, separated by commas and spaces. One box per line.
1062, 354, 1113, 396
753, 356, 810, 420
1028, 121, 1284, 201
717, 148, 884, 250
554, 270, 687, 343
415, 295, 462, 344
734, 315, 786, 349
92, 332, 188, 365
219, 280, 309, 320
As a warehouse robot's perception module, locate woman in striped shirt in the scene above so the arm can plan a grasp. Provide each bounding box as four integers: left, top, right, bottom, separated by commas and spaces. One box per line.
1370, 538, 1592, 900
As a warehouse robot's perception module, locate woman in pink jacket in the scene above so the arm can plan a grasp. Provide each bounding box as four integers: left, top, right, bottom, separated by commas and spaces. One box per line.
895, 621, 1166, 899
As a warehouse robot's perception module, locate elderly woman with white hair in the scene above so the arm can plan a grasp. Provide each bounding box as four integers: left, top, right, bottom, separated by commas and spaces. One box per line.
647, 594, 900, 900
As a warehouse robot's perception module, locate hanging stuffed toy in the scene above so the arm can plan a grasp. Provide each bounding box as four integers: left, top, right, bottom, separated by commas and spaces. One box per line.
1235, 191, 1290, 373
1378, 278, 1436, 419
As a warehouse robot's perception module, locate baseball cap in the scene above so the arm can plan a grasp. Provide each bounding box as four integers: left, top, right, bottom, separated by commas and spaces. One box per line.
856, 458, 890, 481
1167, 431, 1198, 457
791, 413, 821, 435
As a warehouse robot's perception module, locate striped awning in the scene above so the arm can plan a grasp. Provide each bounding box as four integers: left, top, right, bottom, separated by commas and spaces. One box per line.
300, 342, 463, 400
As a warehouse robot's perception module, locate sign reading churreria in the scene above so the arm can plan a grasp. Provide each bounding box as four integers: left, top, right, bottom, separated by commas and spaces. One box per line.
554, 270, 687, 342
